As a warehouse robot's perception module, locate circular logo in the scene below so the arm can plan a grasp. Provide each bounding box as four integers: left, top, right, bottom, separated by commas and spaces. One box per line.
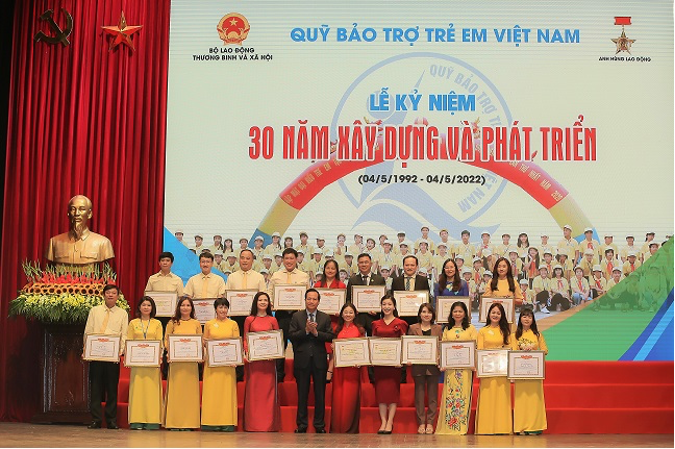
330, 53, 511, 235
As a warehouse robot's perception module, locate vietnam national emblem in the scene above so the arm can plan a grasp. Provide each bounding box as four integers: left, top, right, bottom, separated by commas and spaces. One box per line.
217, 13, 250, 45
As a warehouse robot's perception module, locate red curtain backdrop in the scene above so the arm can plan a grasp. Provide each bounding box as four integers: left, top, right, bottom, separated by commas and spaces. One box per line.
0, 0, 170, 421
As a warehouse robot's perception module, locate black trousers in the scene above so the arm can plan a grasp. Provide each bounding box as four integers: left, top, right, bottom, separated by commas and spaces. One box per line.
550, 293, 571, 311
89, 361, 120, 424
534, 291, 550, 306
294, 356, 327, 430
275, 310, 294, 380
231, 315, 247, 380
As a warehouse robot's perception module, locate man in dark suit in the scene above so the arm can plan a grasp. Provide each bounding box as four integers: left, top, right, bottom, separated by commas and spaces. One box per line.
391, 254, 432, 326
346, 253, 386, 335
391, 254, 431, 383
289, 288, 335, 433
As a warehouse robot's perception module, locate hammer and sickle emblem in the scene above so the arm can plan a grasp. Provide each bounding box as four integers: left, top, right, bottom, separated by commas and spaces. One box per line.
34, 8, 73, 47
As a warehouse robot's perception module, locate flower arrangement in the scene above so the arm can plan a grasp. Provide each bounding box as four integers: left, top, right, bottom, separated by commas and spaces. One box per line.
9, 260, 130, 324
517, 337, 538, 351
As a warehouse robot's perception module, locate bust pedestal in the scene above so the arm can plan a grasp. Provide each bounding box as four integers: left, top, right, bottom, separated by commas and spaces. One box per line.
31, 324, 91, 424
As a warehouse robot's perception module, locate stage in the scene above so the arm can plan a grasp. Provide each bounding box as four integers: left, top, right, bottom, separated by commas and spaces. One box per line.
0, 423, 671, 448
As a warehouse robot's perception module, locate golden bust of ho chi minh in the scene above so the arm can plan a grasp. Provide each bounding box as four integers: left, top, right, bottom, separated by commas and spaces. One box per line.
46, 195, 115, 265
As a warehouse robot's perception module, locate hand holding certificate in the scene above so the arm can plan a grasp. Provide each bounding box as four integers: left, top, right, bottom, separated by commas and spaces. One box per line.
316, 288, 346, 315
394, 291, 429, 317
352, 285, 386, 313
206, 338, 244, 367
193, 298, 217, 324
369, 337, 402, 366
247, 330, 284, 361
168, 334, 203, 362
334, 338, 370, 367
476, 349, 509, 377
440, 340, 476, 370
273, 285, 306, 311
226, 290, 258, 317
124, 340, 161, 367
508, 350, 546, 379
401, 335, 438, 365
84, 334, 121, 363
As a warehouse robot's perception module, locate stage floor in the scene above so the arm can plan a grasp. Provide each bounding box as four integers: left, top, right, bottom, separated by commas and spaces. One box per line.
0, 423, 671, 448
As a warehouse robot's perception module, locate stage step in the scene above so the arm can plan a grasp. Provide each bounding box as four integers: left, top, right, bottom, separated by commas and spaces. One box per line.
112, 361, 673, 434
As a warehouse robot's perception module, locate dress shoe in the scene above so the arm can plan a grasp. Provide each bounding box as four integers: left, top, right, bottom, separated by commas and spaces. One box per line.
87, 421, 101, 429
106, 422, 119, 430
315, 428, 326, 433
294, 427, 307, 433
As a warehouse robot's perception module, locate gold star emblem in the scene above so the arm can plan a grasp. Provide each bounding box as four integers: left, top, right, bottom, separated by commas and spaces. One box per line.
102, 11, 143, 52
611, 29, 635, 54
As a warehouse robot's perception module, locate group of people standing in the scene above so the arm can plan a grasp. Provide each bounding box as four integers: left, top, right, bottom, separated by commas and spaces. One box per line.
85, 247, 549, 435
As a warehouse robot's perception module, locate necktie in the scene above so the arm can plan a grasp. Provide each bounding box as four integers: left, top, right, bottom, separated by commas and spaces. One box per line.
201, 275, 209, 298
309, 313, 315, 323
558, 280, 563, 290
99, 308, 110, 333
362, 274, 368, 285
608, 262, 613, 274
242, 271, 248, 289
286, 271, 292, 283
630, 263, 635, 272
405, 276, 411, 291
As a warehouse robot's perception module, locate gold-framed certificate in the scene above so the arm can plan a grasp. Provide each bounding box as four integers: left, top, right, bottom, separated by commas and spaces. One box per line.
508, 350, 546, 379
476, 349, 509, 377
440, 340, 476, 370
124, 340, 162, 367
401, 335, 438, 365
369, 337, 402, 366
273, 284, 306, 311
206, 338, 244, 367
193, 298, 217, 324
352, 285, 386, 313
226, 290, 258, 317
479, 297, 516, 324
83, 334, 121, 362
333, 338, 370, 368
316, 288, 346, 315
393, 291, 429, 317
168, 334, 203, 362
144, 291, 178, 317
247, 329, 285, 361
436, 296, 472, 323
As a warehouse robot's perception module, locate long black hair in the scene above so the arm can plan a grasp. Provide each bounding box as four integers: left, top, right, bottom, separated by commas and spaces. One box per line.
484, 302, 510, 345
380, 293, 399, 318
438, 258, 462, 292
516, 306, 540, 340
249, 291, 273, 316
490, 257, 516, 293
171, 297, 195, 324
335, 303, 365, 336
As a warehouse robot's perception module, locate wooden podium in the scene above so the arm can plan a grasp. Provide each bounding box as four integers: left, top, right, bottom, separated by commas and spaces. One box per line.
31, 324, 91, 424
